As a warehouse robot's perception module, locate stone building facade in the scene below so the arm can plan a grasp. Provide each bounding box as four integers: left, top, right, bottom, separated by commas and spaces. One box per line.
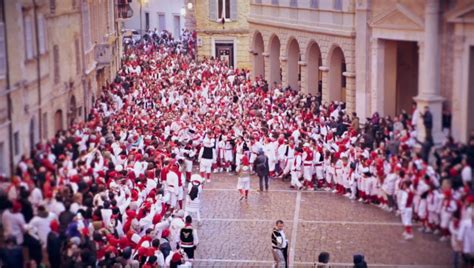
248, 0, 474, 144
194, 0, 251, 69
0, 0, 122, 176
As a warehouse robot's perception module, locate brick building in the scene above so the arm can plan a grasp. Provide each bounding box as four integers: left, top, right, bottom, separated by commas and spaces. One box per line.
194, 0, 251, 70
0, 0, 124, 176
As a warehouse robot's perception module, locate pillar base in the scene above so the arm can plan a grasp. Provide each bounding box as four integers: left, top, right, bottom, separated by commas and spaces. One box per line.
413, 94, 445, 145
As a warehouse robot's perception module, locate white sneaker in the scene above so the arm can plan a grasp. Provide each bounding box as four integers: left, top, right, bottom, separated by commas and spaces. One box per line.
404, 233, 414, 240
207, 179, 211, 183
439, 236, 448, 242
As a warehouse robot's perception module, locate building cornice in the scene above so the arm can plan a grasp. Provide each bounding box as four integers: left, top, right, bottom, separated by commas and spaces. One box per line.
247, 17, 355, 38
196, 29, 250, 35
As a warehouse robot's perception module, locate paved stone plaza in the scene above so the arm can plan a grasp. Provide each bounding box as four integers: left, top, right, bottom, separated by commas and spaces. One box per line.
192, 173, 451, 267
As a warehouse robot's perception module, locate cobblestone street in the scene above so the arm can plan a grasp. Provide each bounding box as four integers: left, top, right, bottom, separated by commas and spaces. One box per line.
192, 173, 451, 267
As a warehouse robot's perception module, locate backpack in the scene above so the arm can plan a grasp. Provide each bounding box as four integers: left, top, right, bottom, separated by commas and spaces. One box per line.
189, 182, 200, 201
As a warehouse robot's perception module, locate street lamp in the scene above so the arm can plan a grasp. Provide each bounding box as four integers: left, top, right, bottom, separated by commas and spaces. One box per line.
187, 2, 193, 10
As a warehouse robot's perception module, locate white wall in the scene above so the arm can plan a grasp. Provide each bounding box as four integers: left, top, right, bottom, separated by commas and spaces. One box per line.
124, 0, 185, 37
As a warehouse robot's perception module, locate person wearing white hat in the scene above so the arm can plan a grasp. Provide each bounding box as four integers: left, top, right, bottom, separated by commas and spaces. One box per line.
185, 174, 204, 224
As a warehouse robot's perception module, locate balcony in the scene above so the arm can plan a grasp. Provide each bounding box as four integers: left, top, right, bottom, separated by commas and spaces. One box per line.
249, 2, 355, 36
116, 0, 133, 19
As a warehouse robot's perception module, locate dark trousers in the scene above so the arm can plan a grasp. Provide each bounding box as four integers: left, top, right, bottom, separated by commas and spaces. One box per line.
282, 246, 288, 268
259, 175, 269, 191
183, 246, 195, 259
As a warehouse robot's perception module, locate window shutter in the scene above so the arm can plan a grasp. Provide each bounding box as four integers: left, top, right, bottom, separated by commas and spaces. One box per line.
209, 0, 217, 21
24, 16, 34, 59
0, 23, 5, 76
334, 0, 342, 10
310, 0, 318, 9
38, 16, 46, 54
53, 45, 60, 84
230, 0, 237, 20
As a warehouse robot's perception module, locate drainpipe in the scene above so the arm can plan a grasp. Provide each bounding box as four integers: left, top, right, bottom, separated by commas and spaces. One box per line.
3, 0, 14, 176
32, 0, 42, 141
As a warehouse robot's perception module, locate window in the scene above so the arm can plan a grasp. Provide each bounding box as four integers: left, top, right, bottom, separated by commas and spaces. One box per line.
173, 15, 180, 39
158, 13, 165, 32
290, 0, 297, 7
74, 38, 80, 74
38, 15, 46, 54
145, 12, 150, 31
334, 0, 342, 10
310, 0, 318, 9
255, 0, 262, 3
50, 0, 56, 13
108, 0, 114, 33
0, 0, 5, 77
42, 112, 47, 139
217, 0, 230, 19
0, 142, 4, 174
13, 131, 19, 156
24, 15, 35, 60
82, 0, 92, 51
72, 0, 76, 9
53, 45, 59, 84
272, 0, 279, 5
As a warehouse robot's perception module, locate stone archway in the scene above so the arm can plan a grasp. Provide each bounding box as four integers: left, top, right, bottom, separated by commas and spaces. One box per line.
268, 34, 281, 86
252, 31, 265, 79
328, 46, 346, 102
54, 110, 63, 133
306, 41, 322, 96
287, 38, 300, 91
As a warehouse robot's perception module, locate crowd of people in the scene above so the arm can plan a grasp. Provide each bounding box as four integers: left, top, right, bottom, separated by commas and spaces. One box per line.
0, 27, 473, 268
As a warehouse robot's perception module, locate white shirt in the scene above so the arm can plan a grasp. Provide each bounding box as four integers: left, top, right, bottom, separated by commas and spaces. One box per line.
1, 210, 26, 244
28, 212, 57, 248
461, 165, 472, 185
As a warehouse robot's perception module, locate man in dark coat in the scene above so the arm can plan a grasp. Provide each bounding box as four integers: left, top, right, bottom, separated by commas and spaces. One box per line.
47, 220, 62, 268
254, 148, 270, 192
423, 106, 433, 140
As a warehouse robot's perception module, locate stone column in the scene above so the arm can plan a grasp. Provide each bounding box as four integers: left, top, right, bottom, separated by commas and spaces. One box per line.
355, 0, 370, 122
370, 38, 383, 116
414, 0, 444, 143
299, 61, 308, 94
451, 35, 466, 142
319, 66, 329, 104
343, 72, 356, 114
280, 56, 288, 88
262, 52, 270, 84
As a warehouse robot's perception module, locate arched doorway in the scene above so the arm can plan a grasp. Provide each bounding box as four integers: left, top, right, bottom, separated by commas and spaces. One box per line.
69, 95, 77, 127
268, 34, 281, 86
306, 41, 322, 96
252, 31, 265, 79
287, 38, 300, 91
54, 110, 63, 134
328, 46, 346, 102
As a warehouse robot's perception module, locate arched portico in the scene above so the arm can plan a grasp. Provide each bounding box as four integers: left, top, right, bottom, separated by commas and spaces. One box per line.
306, 41, 322, 95
287, 38, 300, 90
252, 31, 265, 79
268, 34, 281, 86
328, 46, 346, 103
